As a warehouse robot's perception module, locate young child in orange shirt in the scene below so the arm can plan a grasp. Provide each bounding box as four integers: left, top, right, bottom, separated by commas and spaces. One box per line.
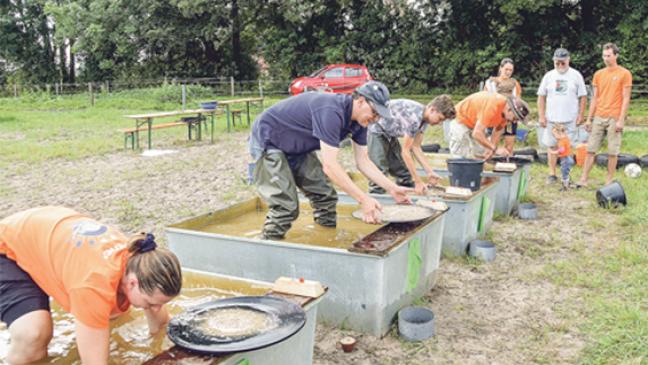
548, 124, 575, 190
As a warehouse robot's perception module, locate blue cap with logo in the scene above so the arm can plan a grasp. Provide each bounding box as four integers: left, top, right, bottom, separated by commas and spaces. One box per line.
355, 81, 392, 120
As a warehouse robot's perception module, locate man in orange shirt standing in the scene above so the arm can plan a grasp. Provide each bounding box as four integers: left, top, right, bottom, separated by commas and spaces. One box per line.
0, 207, 182, 365
579, 43, 633, 186
448, 91, 529, 159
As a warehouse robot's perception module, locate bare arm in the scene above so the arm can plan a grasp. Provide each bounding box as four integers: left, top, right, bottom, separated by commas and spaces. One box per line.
320, 141, 371, 204
76, 321, 110, 365
144, 306, 170, 335
617, 86, 632, 129
576, 96, 587, 125
410, 133, 439, 181
401, 134, 425, 195
586, 86, 597, 125
473, 123, 507, 160
403, 134, 441, 194
537, 95, 547, 127
351, 142, 412, 204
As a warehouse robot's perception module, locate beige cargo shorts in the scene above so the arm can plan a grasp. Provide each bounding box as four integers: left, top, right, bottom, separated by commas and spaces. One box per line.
587, 116, 622, 155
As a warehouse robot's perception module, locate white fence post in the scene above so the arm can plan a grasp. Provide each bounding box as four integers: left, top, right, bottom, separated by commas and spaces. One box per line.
230, 77, 235, 96
258, 79, 264, 98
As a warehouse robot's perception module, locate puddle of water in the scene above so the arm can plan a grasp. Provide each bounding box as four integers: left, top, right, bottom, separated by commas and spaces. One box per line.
0, 271, 269, 364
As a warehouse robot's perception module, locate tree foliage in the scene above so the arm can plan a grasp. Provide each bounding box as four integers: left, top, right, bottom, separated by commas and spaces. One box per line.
0, 0, 646, 90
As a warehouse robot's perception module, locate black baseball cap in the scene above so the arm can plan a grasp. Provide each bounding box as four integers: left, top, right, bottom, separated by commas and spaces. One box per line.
507, 97, 530, 124
355, 81, 392, 120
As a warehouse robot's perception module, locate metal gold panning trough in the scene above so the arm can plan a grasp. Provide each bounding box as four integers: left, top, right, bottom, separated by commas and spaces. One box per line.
0, 269, 324, 365
422, 152, 531, 216
166, 197, 447, 336
338, 171, 499, 257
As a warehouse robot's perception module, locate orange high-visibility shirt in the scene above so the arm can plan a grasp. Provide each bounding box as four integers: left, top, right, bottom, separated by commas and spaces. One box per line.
592, 66, 632, 118
0, 207, 130, 328
455, 91, 507, 130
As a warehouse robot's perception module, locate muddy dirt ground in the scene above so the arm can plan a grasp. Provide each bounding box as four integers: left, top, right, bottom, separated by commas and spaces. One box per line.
0, 132, 596, 364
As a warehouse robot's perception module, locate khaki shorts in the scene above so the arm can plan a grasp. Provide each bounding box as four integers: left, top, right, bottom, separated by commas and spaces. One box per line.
448, 119, 482, 157
587, 116, 622, 155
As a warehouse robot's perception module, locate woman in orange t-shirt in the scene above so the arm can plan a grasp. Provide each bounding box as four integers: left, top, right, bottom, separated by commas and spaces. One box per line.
0, 206, 182, 365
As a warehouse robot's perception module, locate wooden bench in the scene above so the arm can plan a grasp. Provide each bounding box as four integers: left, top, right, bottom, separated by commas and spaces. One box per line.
119, 119, 205, 149
230, 109, 243, 126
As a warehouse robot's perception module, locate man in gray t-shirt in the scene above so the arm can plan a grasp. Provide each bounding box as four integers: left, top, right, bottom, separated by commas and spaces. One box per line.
537, 48, 587, 184
368, 95, 455, 195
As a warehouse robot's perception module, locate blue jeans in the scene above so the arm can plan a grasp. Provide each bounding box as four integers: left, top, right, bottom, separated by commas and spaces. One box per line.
560, 155, 575, 182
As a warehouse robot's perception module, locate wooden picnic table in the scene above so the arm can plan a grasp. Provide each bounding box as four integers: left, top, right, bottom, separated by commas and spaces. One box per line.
210, 97, 264, 132
124, 108, 218, 149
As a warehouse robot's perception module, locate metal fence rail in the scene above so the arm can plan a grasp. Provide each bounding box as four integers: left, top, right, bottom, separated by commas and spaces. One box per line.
1, 77, 647, 99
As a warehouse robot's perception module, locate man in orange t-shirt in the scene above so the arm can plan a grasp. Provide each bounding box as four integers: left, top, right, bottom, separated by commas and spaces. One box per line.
448, 91, 529, 158
0, 207, 182, 365
579, 42, 633, 186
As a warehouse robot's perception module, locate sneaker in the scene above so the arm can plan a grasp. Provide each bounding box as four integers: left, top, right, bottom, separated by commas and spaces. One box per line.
546, 175, 558, 184
560, 180, 569, 191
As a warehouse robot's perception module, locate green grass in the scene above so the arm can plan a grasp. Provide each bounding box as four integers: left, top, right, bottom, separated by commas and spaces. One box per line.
2, 87, 648, 363
538, 164, 648, 364
0, 88, 285, 168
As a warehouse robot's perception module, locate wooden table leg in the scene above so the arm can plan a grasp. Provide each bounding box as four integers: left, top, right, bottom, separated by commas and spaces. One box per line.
226, 104, 231, 132
246, 101, 251, 125
147, 118, 152, 149
210, 111, 215, 143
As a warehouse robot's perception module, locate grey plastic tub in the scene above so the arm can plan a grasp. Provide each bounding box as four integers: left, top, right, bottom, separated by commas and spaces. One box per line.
517, 203, 538, 220
468, 240, 496, 262
398, 306, 435, 341
338, 172, 499, 257
166, 197, 446, 336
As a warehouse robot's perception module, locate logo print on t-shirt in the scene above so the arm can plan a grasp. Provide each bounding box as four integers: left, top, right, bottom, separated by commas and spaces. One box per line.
70, 221, 108, 247
555, 80, 568, 95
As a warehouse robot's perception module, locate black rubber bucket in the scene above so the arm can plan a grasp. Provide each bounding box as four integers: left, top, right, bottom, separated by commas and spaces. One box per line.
447, 158, 484, 191
421, 143, 441, 153
596, 181, 627, 208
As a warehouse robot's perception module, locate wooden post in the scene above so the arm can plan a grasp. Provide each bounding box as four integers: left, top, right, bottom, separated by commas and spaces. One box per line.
46, 84, 50, 95
88, 83, 94, 106
13, 83, 18, 98
258, 79, 263, 98
182, 84, 187, 111
230, 77, 235, 96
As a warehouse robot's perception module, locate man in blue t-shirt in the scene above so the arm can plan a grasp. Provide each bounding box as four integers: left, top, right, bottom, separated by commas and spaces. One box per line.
249, 81, 412, 239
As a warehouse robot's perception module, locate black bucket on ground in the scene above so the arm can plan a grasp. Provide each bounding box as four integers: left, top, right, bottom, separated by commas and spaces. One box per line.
596, 181, 627, 208
447, 158, 484, 191
421, 143, 441, 153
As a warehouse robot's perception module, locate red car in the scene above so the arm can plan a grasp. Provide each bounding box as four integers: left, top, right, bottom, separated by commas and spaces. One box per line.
288, 64, 373, 95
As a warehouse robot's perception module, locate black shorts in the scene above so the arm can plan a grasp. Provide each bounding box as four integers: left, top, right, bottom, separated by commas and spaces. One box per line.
0, 255, 50, 327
